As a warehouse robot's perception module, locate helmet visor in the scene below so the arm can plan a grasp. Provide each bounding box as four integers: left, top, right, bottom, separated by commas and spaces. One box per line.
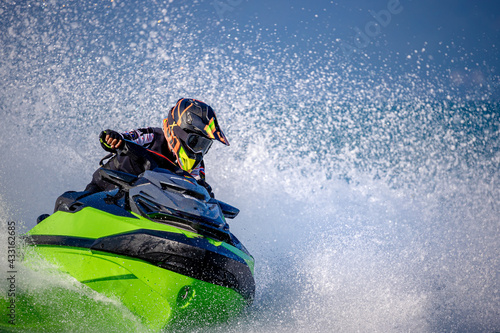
186, 133, 213, 155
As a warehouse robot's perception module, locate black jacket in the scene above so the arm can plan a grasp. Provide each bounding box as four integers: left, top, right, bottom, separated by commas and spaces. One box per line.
86, 127, 208, 193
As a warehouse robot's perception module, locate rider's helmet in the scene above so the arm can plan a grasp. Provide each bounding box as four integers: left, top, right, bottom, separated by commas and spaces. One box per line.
163, 98, 229, 173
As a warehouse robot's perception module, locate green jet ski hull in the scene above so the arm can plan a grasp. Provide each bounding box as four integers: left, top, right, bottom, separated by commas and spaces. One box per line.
4, 206, 254, 332
1, 141, 255, 332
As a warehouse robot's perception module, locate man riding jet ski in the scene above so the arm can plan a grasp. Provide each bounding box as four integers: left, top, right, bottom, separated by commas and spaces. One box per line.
85, 98, 229, 197
22, 98, 253, 331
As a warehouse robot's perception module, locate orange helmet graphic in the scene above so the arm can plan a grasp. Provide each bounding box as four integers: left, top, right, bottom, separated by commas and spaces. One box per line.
163, 98, 229, 172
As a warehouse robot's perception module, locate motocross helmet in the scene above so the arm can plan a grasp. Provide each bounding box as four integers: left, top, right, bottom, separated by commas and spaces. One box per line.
163, 98, 229, 173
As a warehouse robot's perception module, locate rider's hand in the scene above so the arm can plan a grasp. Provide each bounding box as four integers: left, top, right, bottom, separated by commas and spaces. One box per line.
99, 130, 124, 151
105, 133, 123, 149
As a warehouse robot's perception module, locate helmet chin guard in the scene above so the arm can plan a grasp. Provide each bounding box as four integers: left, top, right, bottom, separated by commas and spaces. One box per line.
163, 98, 229, 173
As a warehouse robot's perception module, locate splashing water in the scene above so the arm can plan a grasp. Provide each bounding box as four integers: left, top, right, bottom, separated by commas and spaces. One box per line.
1, 1, 499, 332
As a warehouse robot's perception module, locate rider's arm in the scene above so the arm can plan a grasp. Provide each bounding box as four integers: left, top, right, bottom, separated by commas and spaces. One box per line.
122, 128, 156, 147
99, 127, 157, 152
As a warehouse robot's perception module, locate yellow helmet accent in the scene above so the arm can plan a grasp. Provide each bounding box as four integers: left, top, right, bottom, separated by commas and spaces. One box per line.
178, 146, 197, 173
204, 118, 216, 139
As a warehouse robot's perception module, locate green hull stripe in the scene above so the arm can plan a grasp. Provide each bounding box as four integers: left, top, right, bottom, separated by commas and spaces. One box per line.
81, 274, 138, 284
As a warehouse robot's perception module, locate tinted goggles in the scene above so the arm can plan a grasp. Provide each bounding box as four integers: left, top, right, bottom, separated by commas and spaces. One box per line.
186, 133, 213, 155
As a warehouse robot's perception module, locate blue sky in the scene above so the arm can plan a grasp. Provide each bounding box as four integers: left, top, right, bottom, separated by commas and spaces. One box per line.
1, 0, 499, 98
213, 0, 500, 63
3, 0, 498, 66
206, 0, 500, 97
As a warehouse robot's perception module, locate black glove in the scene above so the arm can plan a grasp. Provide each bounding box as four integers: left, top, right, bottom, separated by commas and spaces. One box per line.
197, 179, 214, 198
99, 129, 124, 152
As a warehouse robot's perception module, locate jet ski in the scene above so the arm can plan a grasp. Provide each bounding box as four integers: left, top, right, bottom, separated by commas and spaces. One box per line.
17, 140, 255, 331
